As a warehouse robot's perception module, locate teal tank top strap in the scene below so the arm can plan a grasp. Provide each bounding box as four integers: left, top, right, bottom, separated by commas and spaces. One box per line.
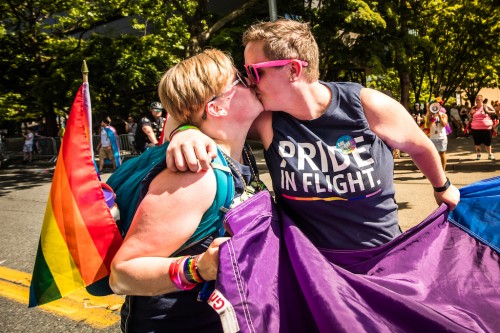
175, 147, 234, 252
107, 142, 234, 254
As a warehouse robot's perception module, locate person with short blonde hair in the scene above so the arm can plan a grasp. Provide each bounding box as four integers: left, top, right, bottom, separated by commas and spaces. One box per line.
110, 48, 264, 332
167, 19, 460, 251
159, 49, 235, 125
242, 19, 320, 83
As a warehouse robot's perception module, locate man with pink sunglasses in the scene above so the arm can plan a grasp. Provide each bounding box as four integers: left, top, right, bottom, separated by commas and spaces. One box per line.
166, 19, 460, 251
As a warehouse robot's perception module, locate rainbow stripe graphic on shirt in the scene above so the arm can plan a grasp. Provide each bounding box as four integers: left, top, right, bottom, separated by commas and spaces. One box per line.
282, 189, 382, 202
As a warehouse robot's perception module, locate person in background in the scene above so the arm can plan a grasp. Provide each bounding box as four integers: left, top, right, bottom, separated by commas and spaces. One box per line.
96, 119, 120, 173
57, 122, 66, 139
109, 49, 264, 333
460, 101, 471, 136
411, 102, 424, 128
22, 128, 34, 162
483, 98, 495, 113
449, 103, 463, 138
434, 97, 452, 136
460, 101, 470, 122
425, 102, 449, 171
135, 102, 165, 153
166, 19, 460, 251
470, 94, 496, 160
493, 100, 500, 116
125, 115, 137, 154
493, 101, 500, 137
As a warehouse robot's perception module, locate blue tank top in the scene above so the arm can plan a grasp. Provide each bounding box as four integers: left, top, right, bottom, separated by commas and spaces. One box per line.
121, 145, 260, 333
264, 82, 401, 250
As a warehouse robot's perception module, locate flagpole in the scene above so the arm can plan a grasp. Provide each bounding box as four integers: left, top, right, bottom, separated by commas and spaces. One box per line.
81, 60, 95, 162
82, 60, 89, 83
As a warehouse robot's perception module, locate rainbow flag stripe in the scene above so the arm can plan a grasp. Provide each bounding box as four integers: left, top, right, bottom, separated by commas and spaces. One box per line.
29, 83, 123, 307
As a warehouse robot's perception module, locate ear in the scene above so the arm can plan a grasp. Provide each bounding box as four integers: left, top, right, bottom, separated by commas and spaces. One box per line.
206, 101, 228, 117
289, 60, 304, 82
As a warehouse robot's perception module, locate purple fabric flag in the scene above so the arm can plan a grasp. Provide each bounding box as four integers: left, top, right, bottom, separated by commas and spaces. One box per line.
211, 177, 500, 333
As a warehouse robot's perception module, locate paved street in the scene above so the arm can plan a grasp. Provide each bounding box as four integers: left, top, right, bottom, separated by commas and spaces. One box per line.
0, 135, 498, 332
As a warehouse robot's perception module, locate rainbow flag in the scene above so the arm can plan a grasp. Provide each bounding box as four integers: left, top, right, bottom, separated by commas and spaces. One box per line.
29, 83, 123, 307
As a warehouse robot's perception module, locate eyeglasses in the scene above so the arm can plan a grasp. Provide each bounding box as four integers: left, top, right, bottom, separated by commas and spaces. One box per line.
209, 72, 248, 103
244, 59, 308, 83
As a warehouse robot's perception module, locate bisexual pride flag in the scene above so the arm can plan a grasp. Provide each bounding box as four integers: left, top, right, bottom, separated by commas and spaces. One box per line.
212, 177, 500, 332
29, 83, 123, 307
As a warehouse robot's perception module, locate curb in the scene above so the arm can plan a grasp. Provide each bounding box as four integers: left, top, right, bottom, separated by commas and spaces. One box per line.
394, 136, 500, 172
394, 159, 499, 172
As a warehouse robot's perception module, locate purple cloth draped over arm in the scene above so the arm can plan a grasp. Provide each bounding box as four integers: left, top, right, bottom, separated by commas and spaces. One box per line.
212, 178, 500, 333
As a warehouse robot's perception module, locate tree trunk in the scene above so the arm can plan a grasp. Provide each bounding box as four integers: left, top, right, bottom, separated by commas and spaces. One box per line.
400, 71, 411, 112
397, 0, 410, 111
43, 110, 59, 137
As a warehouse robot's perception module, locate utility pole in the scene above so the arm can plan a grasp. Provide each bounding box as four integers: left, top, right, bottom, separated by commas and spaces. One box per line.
268, 0, 277, 21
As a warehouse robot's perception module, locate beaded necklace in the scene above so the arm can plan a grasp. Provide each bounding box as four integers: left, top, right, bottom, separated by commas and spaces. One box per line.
242, 146, 264, 191
220, 146, 263, 207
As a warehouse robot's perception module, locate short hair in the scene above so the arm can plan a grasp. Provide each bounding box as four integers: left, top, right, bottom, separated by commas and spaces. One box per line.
243, 19, 319, 82
158, 49, 235, 124
102, 119, 110, 125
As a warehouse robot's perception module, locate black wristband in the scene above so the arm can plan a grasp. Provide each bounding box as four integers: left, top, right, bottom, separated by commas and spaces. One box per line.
168, 123, 197, 142
433, 177, 451, 192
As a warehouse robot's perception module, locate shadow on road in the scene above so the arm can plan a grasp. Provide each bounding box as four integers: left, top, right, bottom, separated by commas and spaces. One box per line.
397, 201, 411, 211
0, 165, 54, 197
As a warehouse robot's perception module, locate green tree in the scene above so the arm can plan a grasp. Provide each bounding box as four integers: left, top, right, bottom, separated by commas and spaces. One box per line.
460, 58, 500, 105
296, 0, 386, 84
3, 0, 499, 135
0, 0, 261, 135
421, 0, 500, 103
308, 0, 500, 109
0, 0, 140, 135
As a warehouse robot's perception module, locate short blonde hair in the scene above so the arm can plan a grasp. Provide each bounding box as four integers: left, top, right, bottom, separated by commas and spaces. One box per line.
243, 19, 319, 82
158, 49, 235, 124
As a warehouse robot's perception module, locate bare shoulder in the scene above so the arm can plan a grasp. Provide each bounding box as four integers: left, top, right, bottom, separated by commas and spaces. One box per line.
360, 87, 408, 131
138, 167, 217, 233
120, 168, 218, 258
360, 87, 424, 149
147, 168, 217, 208
360, 87, 401, 113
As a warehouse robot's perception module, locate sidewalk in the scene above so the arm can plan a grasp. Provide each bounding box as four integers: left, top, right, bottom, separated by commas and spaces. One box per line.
5, 136, 499, 173
394, 136, 500, 171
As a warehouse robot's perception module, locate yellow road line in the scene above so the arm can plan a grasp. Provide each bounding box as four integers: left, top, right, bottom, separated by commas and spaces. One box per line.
0, 265, 124, 329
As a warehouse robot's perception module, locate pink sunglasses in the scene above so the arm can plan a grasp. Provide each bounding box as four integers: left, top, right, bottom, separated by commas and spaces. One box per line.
244, 59, 308, 83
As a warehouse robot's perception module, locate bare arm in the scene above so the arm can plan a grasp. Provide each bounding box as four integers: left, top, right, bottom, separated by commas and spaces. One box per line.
109, 167, 227, 296
484, 104, 496, 114
142, 125, 158, 145
361, 88, 460, 210
164, 116, 218, 172
440, 113, 448, 127
165, 112, 273, 172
